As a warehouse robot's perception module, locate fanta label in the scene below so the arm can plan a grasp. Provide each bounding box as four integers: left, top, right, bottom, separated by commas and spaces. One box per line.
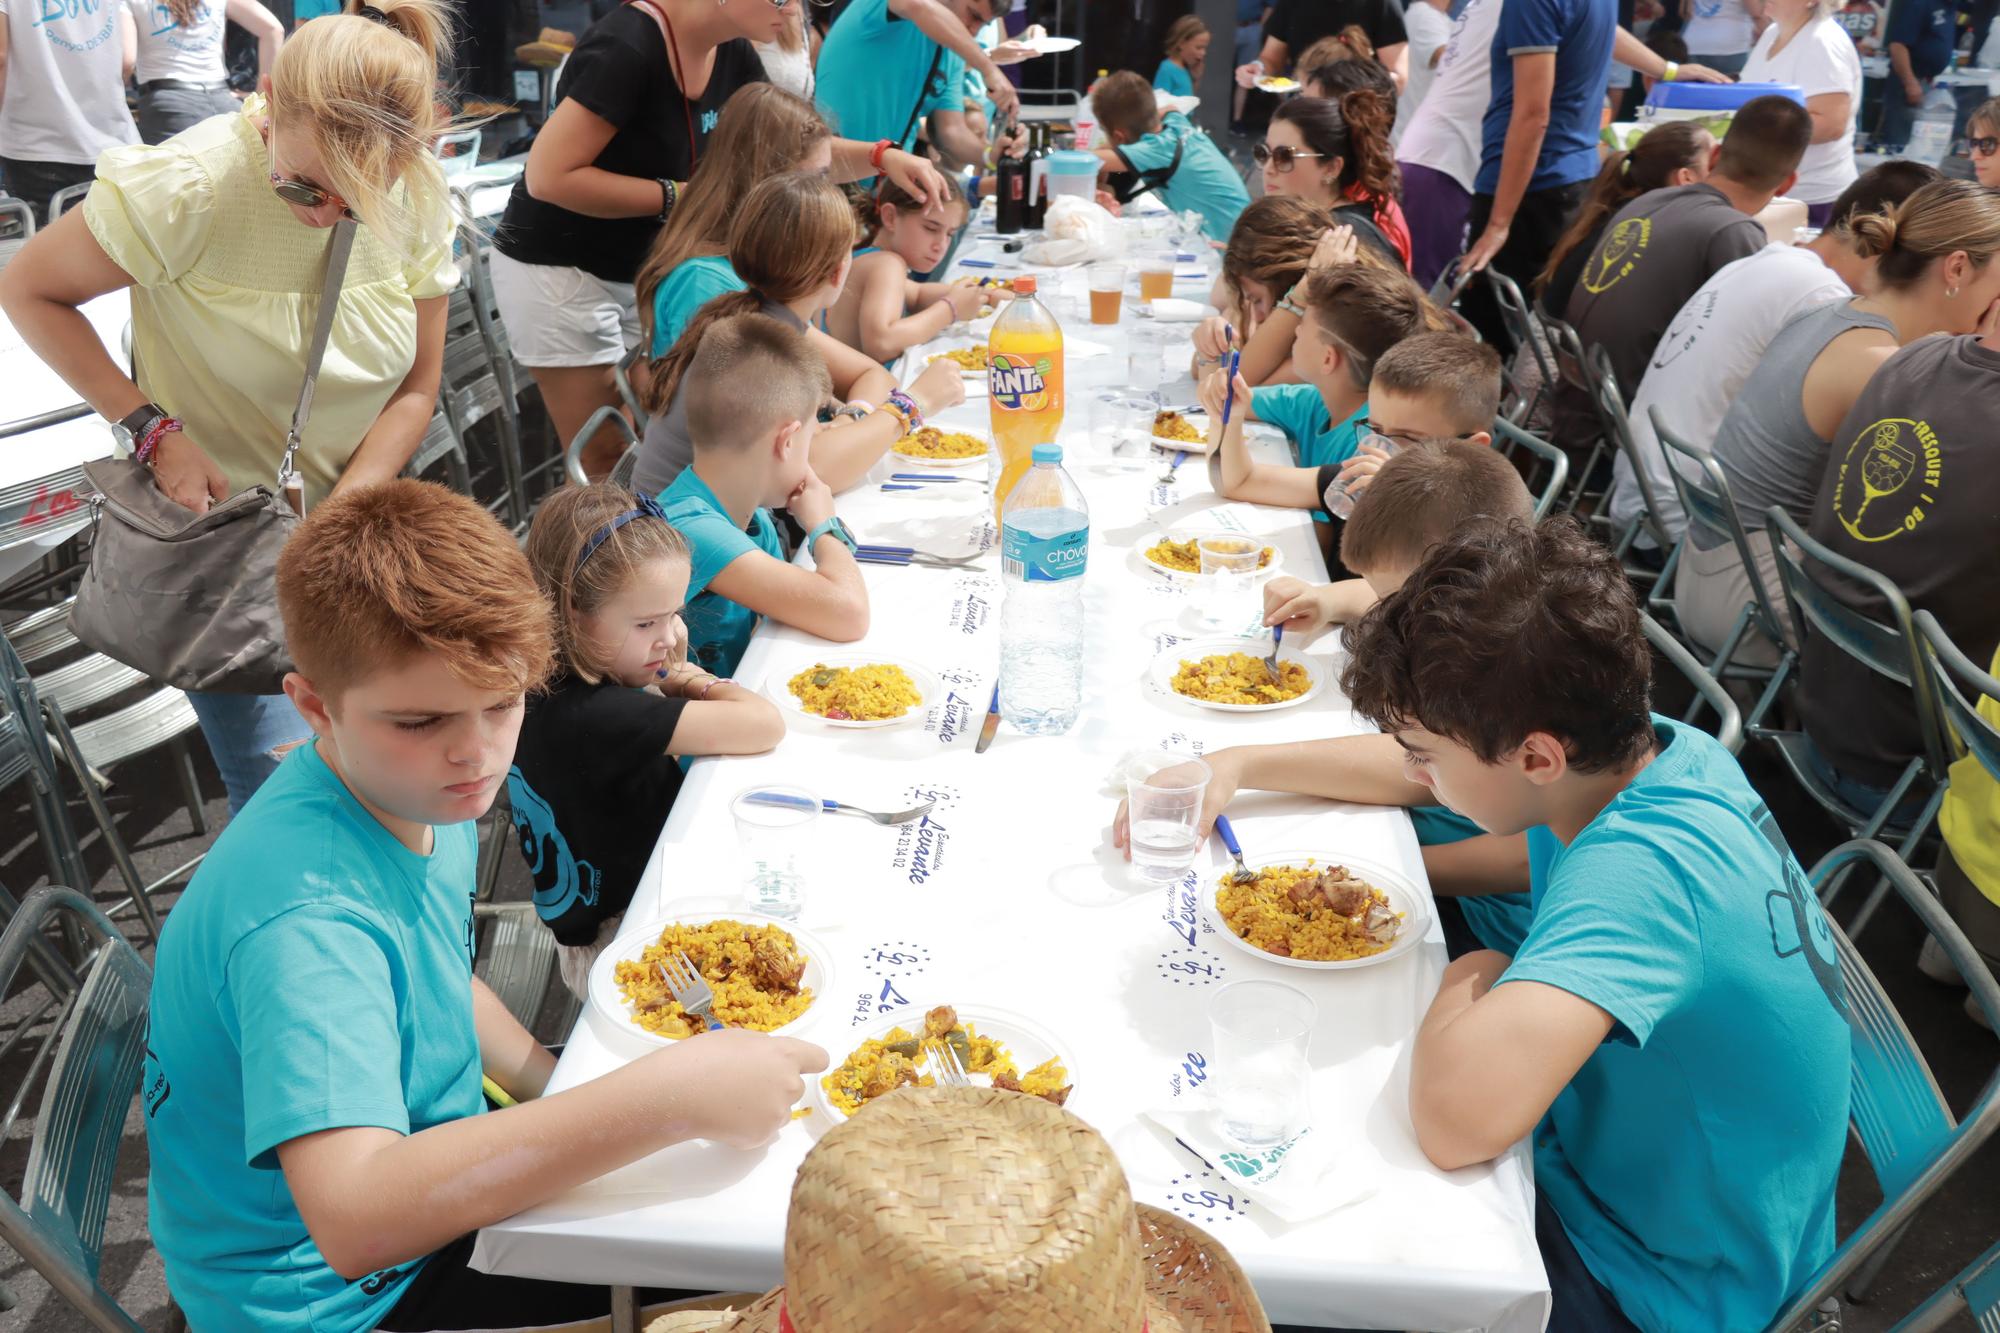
989, 353, 1054, 412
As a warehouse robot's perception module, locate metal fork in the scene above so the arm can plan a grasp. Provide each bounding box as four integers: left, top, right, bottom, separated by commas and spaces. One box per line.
926, 1037, 972, 1088
853, 544, 987, 570
741, 791, 934, 826
657, 951, 724, 1032
1261, 624, 1285, 684
1214, 814, 1256, 883
1157, 449, 1189, 485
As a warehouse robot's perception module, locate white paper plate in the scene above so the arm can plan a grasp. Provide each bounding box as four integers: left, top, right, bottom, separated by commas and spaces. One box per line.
769, 653, 942, 729
1148, 411, 1285, 452
1021, 34, 1080, 53
814, 1003, 1078, 1121
1205, 852, 1431, 970
1149, 635, 1323, 713
588, 912, 835, 1046
1139, 529, 1285, 582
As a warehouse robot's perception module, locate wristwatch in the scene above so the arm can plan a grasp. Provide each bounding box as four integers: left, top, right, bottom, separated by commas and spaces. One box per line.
805, 515, 858, 552
113, 403, 169, 463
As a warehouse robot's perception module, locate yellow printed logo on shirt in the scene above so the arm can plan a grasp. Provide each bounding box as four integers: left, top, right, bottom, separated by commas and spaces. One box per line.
1582, 217, 1652, 295
1832, 416, 1942, 543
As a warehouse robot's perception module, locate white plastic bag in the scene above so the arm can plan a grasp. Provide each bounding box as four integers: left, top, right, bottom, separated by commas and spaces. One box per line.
1024, 195, 1124, 266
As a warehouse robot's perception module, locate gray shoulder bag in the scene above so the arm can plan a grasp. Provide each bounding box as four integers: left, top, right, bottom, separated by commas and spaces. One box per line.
70, 218, 357, 696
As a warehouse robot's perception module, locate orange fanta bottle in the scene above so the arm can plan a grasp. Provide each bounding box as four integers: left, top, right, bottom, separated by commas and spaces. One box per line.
987, 276, 1065, 527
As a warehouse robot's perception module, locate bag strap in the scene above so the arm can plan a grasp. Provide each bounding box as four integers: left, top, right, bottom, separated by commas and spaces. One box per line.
896, 44, 947, 164
278, 216, 358, 495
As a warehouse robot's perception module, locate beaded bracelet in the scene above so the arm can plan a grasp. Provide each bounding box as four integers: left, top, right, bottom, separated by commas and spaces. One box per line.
134, 414, 182, 466
886, 387, 923, 432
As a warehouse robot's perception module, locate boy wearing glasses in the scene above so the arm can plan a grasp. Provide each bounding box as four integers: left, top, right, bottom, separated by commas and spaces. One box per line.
1087, 70, 1252, 240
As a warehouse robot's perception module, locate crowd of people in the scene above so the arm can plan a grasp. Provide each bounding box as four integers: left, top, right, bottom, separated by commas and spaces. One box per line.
1, 0, 1997, 1330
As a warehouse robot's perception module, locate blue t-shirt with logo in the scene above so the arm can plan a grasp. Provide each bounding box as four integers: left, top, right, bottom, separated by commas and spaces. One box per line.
660, 464, 787, 676
817, 0, 958, 155
1501, 717, 1850, 1331
650, 254, 747, 357
144, 742, 482, 1333
1116, 110, 1252, 241
1474, 0, 1619, 195
1887, 0, 1960, 78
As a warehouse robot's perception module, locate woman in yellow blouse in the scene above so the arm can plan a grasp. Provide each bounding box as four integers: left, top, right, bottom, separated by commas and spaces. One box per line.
0, 0, 457, 813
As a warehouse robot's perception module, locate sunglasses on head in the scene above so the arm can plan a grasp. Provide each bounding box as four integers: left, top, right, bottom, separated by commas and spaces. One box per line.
1252, 143, 1324, 171
269, 171, 356, 220
1360, 418, 1475, 447
1972, 135, 2000, 156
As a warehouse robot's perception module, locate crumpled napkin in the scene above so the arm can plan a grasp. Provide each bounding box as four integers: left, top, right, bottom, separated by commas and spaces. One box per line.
1141, 1094, 1378, 1223
1146, 297, 1207, 322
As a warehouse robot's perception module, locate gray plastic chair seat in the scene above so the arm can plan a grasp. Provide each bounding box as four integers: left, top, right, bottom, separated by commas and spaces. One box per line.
69, 688, 199, 773
5, 601, 79, 667
476, 902, 557, 1030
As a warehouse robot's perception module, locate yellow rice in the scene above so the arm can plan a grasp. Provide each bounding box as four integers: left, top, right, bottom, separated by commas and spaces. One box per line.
787, 662, 922, 721
894, 425, 987, 459
823, 1020, 1071, 1117
1152, 410, 1204, 444
929, 346, 988, 372
1145, 536, 1275, 574
1216, 862, 1404, 962
1171, 652, 1310, 705
614, 920, 814, 1038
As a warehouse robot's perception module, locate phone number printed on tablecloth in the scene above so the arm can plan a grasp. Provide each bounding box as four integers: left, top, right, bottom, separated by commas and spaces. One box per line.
889, 784, 959, 886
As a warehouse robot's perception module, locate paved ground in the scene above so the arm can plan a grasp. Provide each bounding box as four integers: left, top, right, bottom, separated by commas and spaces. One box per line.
1, 678, 1993, 1331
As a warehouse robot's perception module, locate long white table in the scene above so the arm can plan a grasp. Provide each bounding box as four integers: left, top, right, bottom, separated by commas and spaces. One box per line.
0, 290, 128, 584
473, 219, 1550, 1332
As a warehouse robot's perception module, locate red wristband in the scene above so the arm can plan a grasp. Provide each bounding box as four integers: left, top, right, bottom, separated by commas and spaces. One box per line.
135, 415, 182, 466
869, 138, 893, 171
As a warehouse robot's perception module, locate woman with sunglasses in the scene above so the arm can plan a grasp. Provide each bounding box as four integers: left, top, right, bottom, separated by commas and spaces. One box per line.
1739, 0, 1862, 227
0, 0, 459, 813
1965, 97, 2000, 187
497, 0, 952, 484
1257, 93, 1411, 270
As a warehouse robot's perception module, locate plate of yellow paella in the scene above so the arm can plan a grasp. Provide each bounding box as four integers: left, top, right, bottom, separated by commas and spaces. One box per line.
588, 912, 835, 1046
925, 344, 990, 377
891, 425, 990, 468
814, 1002, 1077, 1121
1206, 853, 1430, 970
769, 653, 941, 729
1139, 528, 1285, 582
1148, 635, 1324, 712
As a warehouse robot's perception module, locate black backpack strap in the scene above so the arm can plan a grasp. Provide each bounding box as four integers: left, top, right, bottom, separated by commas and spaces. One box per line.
896, 44, 949, 161
1107, 134, 1184, 205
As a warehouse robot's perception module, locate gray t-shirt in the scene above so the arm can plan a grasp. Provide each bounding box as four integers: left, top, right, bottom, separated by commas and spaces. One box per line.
1566, 183, 1769, 400
1700, 299, 1898, 550
629, 295, 805, 497
1800, 333, 2000, 787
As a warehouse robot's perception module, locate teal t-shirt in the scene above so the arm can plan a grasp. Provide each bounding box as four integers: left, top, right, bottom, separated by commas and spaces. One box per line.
1502, 717, 1850, 1331
1408, 805, 1535, 956
1247, 385, 1363, 522
1153, 58, 1195, 96
650, 255, 746, 357
1117, 110, 1249, 242
144, 742, 482, 1333
817, 0, 952, 154
660, 465, 787, 676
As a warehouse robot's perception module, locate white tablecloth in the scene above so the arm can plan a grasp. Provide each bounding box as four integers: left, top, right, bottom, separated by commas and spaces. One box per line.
0, 290, 129, 577
473, 226, 1550, 1332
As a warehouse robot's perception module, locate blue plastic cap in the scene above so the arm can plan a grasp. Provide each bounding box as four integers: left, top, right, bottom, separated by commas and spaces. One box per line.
1032, 443, 1062, 463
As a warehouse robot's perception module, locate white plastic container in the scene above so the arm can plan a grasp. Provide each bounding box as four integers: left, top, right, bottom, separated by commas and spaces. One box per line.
1046, 149, 1099, 204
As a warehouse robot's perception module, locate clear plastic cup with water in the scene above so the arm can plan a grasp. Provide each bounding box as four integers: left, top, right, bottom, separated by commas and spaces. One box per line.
1195, 536, 1262, 631
1126, 759, 1211, 882
1092, 393, 1158, 472
1208, 979, 1315, 1147
731, 785, 819, 919
1326, 433, 1400, 520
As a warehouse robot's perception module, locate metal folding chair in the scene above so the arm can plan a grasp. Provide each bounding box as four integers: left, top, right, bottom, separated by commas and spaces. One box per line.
1484, 268, 1559, 428
1640, 612, 1743, 754
1916, 608, 2000, 818
1490, 417, 1569, 522
1763, 840, 2000, 1333
1652, 410, 1792, 702
48, 182, 90, 220
1762, 509, 1953, 936
613, 345, 651, 435
1584, 343, 1676, 570
0, 196, 35, 270
565, 406, 640, 488
403, 407, 474, 495
0, 887, 158, 1333
459, 228, 562, 508
442, 268, 530, 530
1882, 1235, 2000, 1330
433, 128, 483, 177
608, 443, 640, 491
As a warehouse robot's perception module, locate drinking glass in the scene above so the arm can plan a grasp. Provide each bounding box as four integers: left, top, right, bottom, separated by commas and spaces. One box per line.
1127, 323, 1165, 394
1326, 433, 1401, 520
731, 785, 819, 919
1196, 536, 1262, 631
1126, 759, 1211, 883
1093, 393, 1157, 472
1087, 263, 1126, 326
1208, 980, 1315, 1148
1138, 254, 1175, 303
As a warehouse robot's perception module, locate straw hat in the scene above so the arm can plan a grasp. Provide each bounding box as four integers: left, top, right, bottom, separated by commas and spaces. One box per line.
710, 1085, 1271, 1333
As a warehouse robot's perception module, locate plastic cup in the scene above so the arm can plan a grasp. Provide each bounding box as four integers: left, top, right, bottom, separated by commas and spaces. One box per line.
730, 785, 818, 920
1126, 759, 1211, 882
1208, 980, 1315, 1147
1139, 255, 1175, 302
1326, 433, 1401, 520
1088, 263, 1126, 325
1196, 536, 1263, 631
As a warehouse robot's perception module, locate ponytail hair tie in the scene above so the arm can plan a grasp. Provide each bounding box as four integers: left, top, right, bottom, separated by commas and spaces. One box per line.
1619, 154, 1632, 179
355, 3, 396, 27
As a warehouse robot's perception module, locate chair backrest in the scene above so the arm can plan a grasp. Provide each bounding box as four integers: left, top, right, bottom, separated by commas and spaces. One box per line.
405, 408, 472, 494
1640, 612, 1743, 753
1651, 409, 1791, 650
1585, 343, 1674, 552
1491, 417, 1569, 522
1484, 268, 1557, 423
0, 887, 152, 1333
49, 182, 90, 220
1764, 840, 2000, 1331
609, 443, 640, 491
614, 344, 651, 433
1915, 610, 2000, 783
0, 196, 34, 271
1886, 1235, 2000, 1330
564, 404, 641, 488
434, 128, 482, 177
1766, 507, 1953, 783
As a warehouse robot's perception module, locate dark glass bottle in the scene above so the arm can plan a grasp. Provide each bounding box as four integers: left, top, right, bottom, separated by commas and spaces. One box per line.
1024, 123, 1050, 229
995, 143, 1028, 235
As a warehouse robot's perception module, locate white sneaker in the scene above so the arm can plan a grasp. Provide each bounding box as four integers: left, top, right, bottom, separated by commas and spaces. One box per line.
1918, 934, 1968, 987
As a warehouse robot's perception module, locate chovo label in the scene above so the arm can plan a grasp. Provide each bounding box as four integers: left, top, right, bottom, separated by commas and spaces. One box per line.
1002, 523, 1087, 583
989, 352, 1054, 410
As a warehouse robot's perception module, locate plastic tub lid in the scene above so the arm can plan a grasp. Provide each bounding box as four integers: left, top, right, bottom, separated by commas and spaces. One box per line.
1032, 443, 1063, 462
1644, 80, 1804, 110
1047, 149, 1100, 176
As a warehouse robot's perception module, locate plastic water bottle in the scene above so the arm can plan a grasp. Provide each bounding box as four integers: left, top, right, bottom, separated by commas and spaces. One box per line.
999, 443, 1088, 735
1909, 84, 1956, 164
